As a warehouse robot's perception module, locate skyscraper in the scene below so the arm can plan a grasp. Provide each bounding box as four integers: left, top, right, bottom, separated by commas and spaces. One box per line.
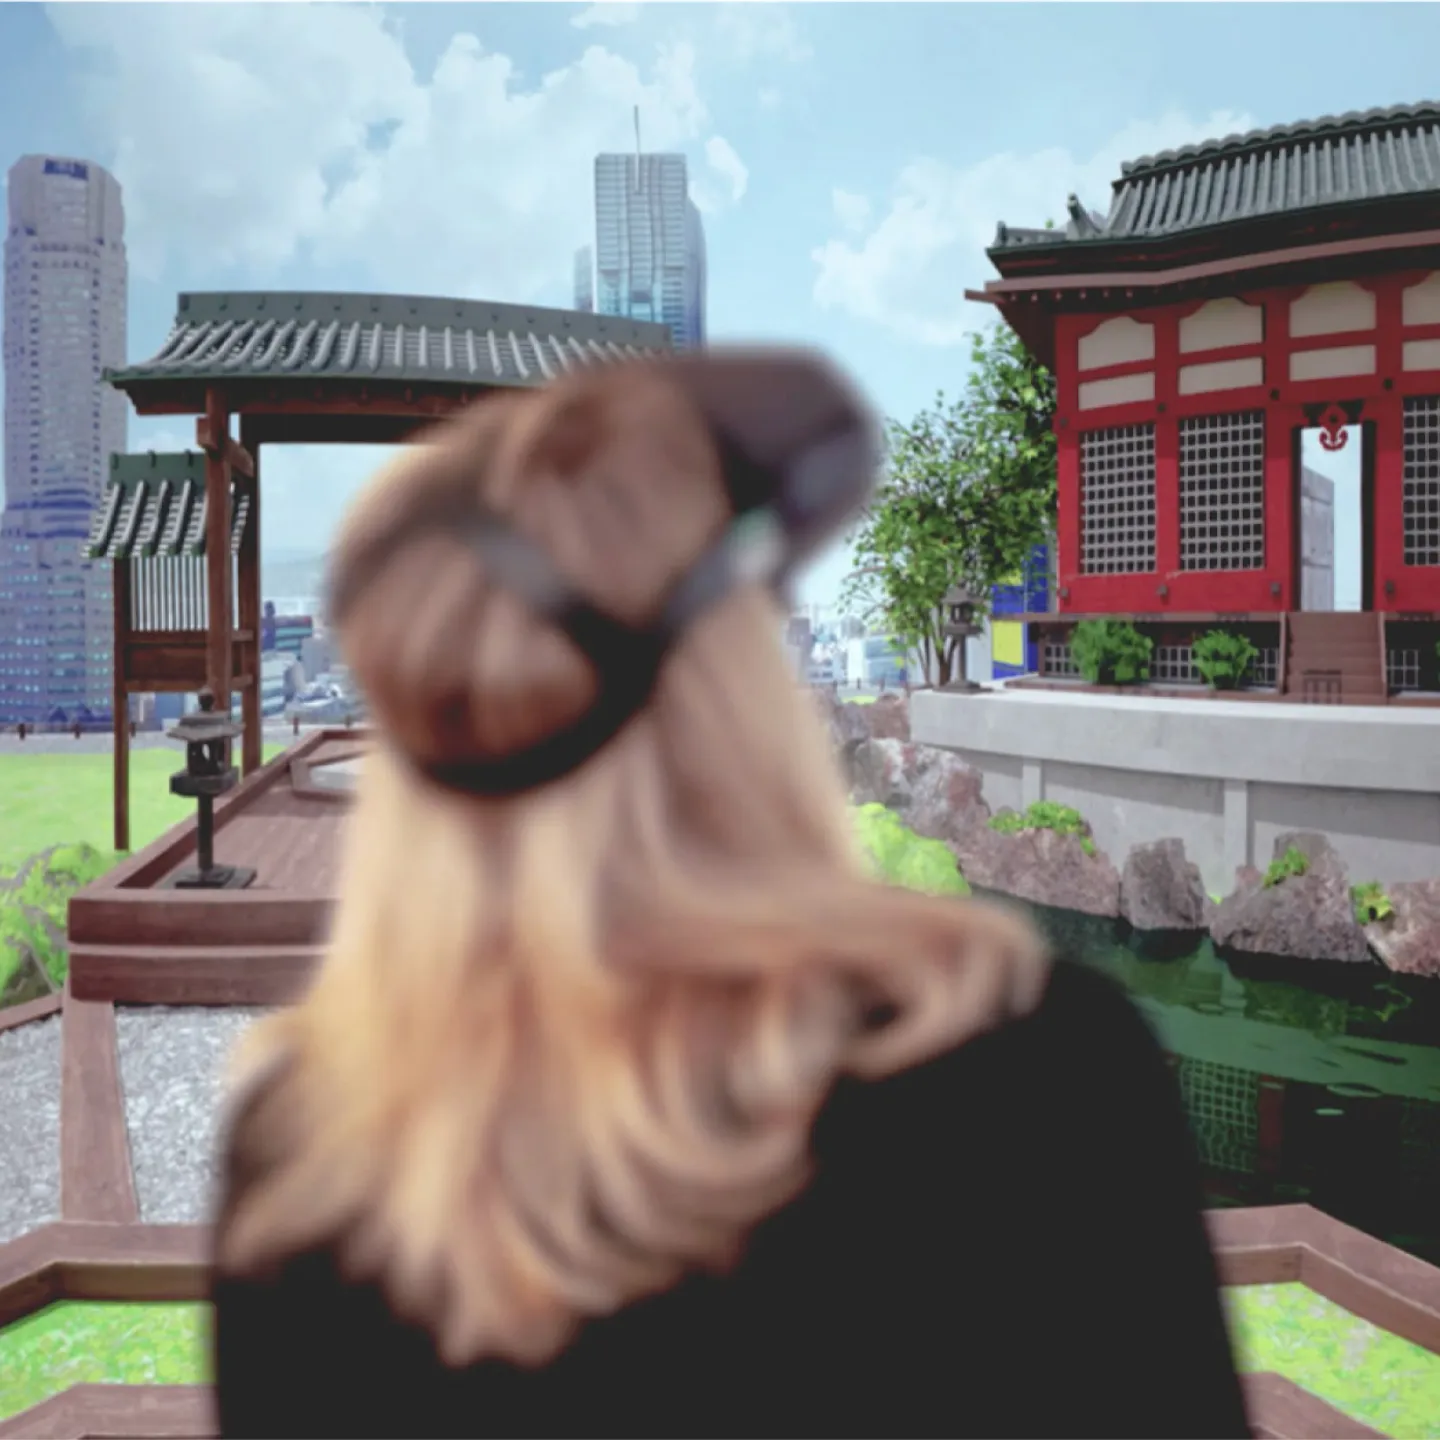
0, 155, 127, 725
573, 244, 594, 313
593, 153, 705, 350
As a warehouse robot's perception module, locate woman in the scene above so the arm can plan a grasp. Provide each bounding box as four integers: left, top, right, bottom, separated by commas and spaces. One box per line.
211, 350, 1250, 1439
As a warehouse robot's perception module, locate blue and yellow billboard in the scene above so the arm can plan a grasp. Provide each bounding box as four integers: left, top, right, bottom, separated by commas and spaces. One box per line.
990, 543, 1051, 679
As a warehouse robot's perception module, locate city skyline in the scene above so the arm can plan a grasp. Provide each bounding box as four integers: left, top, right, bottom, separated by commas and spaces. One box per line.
0, 151, 127, 724
1, 4, 1436, 611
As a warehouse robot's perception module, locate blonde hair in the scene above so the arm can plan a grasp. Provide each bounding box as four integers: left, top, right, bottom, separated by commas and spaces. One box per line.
217, 362, 1050, 1369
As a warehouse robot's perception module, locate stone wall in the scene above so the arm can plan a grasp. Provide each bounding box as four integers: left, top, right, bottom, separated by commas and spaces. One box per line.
818, 691, 1439, 979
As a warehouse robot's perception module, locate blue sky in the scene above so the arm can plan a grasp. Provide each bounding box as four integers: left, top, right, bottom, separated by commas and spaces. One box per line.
0, 2, 1433, 608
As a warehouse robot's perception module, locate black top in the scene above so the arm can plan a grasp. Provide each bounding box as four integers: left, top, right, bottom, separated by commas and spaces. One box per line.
211, 960, 1251, 1439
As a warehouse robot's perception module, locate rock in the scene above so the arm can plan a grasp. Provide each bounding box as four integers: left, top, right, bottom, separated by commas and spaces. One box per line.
849, 737, 912, 809
816, 689, 870, 755
816, 690, 872, 791
818, 692, 912, 791
902, 748, 988, 845
954, 822, 1121, 919
1233, 864, 1263, 892
865, 693, 911, 742
1364, 879, 1440, 977
1210, 831, 1371, 965
816, 690, 910, 748
1120, 839, 1207, 933
849, 740, 989, 848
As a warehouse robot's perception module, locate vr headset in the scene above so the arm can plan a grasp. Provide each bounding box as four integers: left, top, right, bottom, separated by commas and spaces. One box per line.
326, 348, 879, 797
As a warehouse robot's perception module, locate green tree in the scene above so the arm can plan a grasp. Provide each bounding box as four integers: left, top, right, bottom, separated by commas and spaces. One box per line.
842, 324, 1057, 686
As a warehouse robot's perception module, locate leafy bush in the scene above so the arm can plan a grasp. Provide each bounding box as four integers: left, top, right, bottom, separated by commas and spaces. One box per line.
1192, 630, 1258, 690
1351, 881, 1394, 926
1069, 620, 1153, 686
988, 800, 1096, 857
0, 842, 117, 1001
853, 804, 970, 896
1263, 845, 1310, 889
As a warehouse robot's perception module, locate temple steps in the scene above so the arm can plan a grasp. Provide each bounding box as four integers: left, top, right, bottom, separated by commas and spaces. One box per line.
1283, 612, 1388, 703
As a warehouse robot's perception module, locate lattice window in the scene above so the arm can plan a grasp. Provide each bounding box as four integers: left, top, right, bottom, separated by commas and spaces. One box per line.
1398, 1099, 1440, 1188
1176, 1058, 1258, 1175
1388, 649, 1421, 691
1249, 648, 1279, 688
1152, 644, 1198, 683
1403, 396, 1440, 567
1179, 411, 1266, 571
1043, 641, 1079, 678
1080, 424, 1156, 573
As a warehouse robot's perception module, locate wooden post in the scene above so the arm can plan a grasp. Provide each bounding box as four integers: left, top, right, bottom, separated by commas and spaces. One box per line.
202, 389, 234, 755
238, 417, 262, 775
112, 559, 132, 853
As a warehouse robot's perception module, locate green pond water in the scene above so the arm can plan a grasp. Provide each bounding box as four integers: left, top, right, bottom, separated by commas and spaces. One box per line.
1001, 892, 1440, 1268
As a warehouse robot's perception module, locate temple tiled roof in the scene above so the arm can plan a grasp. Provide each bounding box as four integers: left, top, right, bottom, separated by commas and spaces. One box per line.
84, 451, 249, 562
105, 292, 672, 391
992, 102, 1440, 254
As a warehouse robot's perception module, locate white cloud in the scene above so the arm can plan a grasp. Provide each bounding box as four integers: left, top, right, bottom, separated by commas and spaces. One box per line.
830, 188, 870, 236
811, 110, 1256, 347
757, 86, 783, 111
47, 3, 740, 301
704, 136, 749, 204
570, 3, 642, 30
713, 4, 812, 63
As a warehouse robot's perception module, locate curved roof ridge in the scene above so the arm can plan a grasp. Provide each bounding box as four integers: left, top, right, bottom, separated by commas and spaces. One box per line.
1121, 101, 1440, 180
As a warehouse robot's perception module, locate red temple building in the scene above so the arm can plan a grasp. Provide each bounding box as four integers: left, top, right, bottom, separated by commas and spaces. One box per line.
970, 103, 1440, 702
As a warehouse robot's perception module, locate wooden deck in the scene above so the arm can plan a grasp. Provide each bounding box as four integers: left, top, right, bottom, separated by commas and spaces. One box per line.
67, 730, 368, 1005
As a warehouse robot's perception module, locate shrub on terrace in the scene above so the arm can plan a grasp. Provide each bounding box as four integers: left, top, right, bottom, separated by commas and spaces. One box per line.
0, 842, 116, 1001
1263, 845, 1310, 889
1069, 620, 1153, 686
988, 800, 1096, 856
1193, 630, 1258, 690
1351, 881, 1394, 926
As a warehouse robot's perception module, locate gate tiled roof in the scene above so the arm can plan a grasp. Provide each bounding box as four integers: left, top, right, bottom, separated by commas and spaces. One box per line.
992, 102, 1440, 255
105, 292, 672, 392
84, 451, 249, 562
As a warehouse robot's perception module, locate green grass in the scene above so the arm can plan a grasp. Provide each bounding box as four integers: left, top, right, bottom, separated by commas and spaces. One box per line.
0, 747, 282, 873
1226, 1284, 1440, 1438
0, 1301, 211, 1422
0, 1288, 1435, 1431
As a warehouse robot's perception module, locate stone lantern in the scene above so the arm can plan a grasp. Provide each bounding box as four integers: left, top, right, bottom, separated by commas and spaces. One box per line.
941, 584, 983, 694
166, 689, 255, 890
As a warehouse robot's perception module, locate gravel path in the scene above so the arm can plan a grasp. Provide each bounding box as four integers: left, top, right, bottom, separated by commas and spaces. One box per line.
0, 1015, 62, 1243
115, 1006, 273, 1224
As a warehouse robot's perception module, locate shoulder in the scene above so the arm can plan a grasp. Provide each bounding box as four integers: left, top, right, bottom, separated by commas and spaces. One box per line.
851, 955, 1156, 1092
813, 957, 1166, 1159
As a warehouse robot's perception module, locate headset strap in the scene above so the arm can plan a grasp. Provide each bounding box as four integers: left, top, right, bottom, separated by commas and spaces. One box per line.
415, 504, 787, 796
